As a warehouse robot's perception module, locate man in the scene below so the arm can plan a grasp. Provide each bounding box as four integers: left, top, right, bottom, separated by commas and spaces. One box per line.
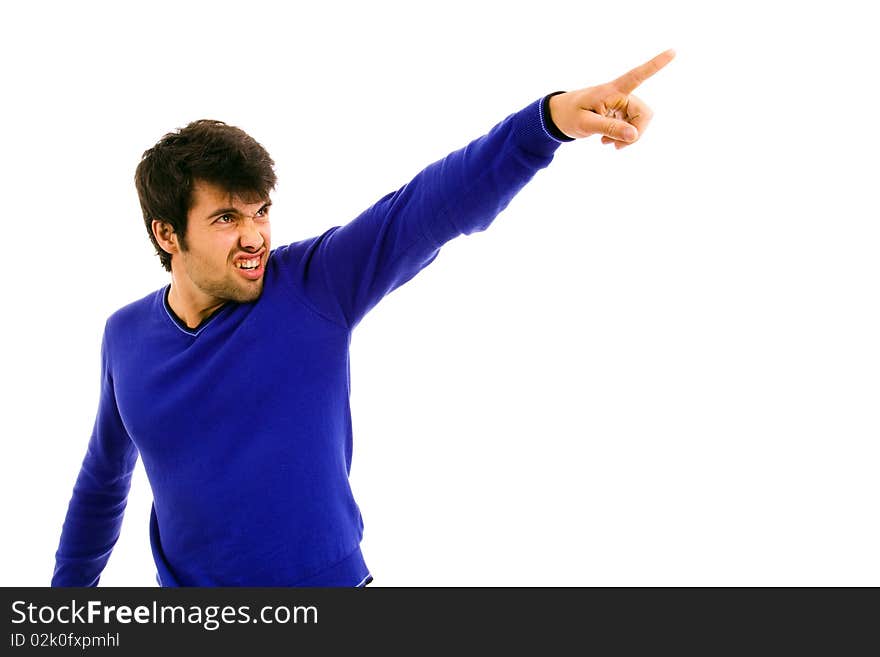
52, 49, 675, 587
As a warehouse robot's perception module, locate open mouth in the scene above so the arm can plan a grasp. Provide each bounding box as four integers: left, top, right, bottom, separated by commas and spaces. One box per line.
235, 257, 261, 271
233, 254, 265, 280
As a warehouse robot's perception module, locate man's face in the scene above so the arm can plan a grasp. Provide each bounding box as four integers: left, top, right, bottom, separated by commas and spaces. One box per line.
175, 179, 272, 305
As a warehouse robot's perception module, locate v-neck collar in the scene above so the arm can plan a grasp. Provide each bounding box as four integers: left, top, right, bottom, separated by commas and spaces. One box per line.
162, 285, 232, 336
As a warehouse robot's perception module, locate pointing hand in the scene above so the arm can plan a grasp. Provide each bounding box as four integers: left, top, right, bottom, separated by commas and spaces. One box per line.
548, 49, 676, 149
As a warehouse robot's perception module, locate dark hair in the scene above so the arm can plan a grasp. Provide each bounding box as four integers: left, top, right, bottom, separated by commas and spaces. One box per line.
134, 119, 277, 272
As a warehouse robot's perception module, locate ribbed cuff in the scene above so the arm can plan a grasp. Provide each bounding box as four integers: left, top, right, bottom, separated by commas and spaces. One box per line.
512, 94, 570, 159
541, 91, 575, 142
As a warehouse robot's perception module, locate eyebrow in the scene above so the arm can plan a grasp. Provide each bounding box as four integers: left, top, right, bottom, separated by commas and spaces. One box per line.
205, 201, 272, 221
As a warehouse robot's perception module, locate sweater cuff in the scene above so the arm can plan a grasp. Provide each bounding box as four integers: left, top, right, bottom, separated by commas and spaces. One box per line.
512, 92, 575, 158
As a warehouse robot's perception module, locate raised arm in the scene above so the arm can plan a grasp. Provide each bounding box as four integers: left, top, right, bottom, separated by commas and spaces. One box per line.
52, 323, 139, 587
275, 91, 570, 330
279, 50, 675, 329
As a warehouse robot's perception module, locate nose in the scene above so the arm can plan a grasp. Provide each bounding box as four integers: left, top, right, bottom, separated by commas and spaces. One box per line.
238, 217, 265, 250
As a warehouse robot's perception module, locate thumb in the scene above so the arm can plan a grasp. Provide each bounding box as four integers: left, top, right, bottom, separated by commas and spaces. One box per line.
582, 111, 638, 142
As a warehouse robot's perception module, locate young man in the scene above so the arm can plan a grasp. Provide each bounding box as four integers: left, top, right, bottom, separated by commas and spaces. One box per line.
52, 50, 675, 587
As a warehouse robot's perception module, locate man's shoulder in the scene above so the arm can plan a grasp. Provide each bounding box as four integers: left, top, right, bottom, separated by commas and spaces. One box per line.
270, 230, 336, 267
104, 286, 164, 335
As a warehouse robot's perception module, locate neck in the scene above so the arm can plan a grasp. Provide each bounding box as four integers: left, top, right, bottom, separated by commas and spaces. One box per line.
167, 273, 226, 330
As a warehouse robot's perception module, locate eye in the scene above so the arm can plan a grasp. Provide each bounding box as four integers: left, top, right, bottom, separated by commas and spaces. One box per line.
256, 205, 270, 218
216, 214, 234, 224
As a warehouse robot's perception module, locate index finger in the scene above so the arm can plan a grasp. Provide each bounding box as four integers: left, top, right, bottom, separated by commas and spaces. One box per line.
611, 49, 676, 94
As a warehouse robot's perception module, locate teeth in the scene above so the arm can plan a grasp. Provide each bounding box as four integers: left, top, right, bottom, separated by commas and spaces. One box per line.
236, 258, 260, 269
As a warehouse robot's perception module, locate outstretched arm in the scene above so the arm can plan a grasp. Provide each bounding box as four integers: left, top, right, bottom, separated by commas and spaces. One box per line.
278, 49, 675, 329
279, 93, 570, 329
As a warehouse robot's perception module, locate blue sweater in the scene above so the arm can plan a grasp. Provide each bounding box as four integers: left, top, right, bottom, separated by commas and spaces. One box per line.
52, 93, 568, 587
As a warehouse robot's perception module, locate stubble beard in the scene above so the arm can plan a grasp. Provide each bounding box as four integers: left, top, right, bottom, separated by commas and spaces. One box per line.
209, 274, 264, 304
182, 251, 265, 305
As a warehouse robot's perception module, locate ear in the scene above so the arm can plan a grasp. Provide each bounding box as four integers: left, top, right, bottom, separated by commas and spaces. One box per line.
152, 219, 180, 255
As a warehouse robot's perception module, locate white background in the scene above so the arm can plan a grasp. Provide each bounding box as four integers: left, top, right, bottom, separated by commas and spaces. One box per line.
1, 0, 877, 586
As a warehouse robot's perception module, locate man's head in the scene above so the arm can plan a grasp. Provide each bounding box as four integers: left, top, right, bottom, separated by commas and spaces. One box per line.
134, 119, 277, 303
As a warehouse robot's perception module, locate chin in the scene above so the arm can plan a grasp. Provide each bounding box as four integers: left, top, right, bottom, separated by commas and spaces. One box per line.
219, 280, 264, 304
237, 285, 264, 303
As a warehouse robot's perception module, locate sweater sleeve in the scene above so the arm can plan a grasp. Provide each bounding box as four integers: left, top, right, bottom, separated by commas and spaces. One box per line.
51, 321, 139, 587
293, 93, 569, 330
